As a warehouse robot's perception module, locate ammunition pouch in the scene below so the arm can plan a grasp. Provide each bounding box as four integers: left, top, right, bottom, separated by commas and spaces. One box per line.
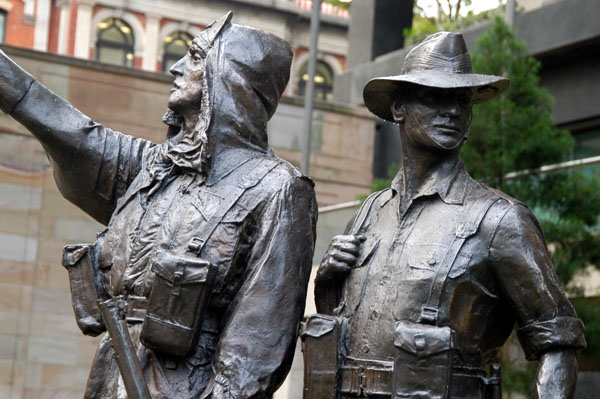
140, 250, 217, 357
62, 244, 106, 336
300, 314, 344, 399
393, 320, 455, 399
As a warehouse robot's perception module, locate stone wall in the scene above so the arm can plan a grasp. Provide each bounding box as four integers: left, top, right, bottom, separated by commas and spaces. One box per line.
0, 46, 374, 398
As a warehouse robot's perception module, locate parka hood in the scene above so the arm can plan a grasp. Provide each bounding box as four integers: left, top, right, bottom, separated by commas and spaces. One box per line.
162, 12, 293, 180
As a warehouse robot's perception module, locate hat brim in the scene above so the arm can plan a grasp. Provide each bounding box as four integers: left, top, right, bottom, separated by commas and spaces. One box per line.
363, 71, 510, 122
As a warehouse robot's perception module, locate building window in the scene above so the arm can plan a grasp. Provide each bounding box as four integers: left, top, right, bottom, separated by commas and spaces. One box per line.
297, 60, 334, 101
0, 10, 6, 44
96, 18, 135, 67
573, 129, 600, 177
162, 31, 193, 72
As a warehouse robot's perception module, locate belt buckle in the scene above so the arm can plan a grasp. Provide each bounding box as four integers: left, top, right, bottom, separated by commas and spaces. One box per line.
419, 306, 439, 325
355, 365, 367, 396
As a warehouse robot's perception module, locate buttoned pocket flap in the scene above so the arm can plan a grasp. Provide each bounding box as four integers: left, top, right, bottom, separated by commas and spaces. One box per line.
407, 243, 448, 271
300, 314, 341, 339
62, 244, 91, 267
152, 250, 215, 285
394, 320, 453, 357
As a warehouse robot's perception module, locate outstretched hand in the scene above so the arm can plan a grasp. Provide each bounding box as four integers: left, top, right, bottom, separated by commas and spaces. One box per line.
317, 234, 366, 283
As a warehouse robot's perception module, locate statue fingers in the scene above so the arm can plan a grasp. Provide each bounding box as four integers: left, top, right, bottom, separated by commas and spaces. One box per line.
331, 250, 359, 266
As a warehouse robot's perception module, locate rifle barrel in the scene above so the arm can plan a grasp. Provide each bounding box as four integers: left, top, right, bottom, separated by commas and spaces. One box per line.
98, 299, 152, 399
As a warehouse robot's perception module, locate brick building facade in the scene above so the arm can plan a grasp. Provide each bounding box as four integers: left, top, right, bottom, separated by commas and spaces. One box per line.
0, 0, 348, 100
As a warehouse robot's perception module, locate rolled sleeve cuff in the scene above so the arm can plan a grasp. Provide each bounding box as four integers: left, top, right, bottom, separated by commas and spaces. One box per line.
517, 316, 586, 361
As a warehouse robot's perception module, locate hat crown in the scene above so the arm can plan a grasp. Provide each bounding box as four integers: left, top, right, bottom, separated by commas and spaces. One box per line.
402, 31, 472, 75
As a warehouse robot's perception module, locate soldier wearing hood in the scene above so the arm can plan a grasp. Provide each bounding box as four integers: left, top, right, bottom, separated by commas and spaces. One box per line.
0, 12, 317, 399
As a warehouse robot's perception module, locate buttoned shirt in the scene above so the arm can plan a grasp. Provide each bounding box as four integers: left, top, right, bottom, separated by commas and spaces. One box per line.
316, 161, 585, 367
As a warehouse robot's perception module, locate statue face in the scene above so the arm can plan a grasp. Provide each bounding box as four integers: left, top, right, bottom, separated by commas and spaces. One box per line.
403, 86, 473, 150
167, 42, 205, 114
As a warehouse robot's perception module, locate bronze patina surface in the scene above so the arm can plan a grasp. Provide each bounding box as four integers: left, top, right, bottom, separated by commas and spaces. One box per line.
0, 12, 317, 399
307, 32, 585, 399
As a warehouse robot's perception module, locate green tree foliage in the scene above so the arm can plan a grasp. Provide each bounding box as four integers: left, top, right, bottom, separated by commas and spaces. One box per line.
322, 0, 350, 11
403, 0, 501, 46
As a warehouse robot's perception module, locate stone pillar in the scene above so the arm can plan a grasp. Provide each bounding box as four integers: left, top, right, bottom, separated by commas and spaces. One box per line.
142, 13, 161, 72
347, 0, 413, 68
33, 0, 51, 51
74, 0, 94, 59
57, 0, 71, 55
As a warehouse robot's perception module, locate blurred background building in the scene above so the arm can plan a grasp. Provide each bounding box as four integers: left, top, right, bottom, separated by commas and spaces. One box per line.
0, 0, 598, 398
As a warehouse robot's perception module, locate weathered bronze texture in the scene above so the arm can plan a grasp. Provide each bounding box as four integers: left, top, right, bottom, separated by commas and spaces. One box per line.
0, 11, 317, 398
307, 32, 585, 399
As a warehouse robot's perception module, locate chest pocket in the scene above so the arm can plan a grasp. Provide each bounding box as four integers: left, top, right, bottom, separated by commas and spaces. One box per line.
406, 243, 449, 272
189, 190, 223, 222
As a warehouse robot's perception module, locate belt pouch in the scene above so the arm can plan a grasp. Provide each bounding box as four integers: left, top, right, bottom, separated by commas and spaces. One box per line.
140, 250, 216, 357
393, 320, 454, 399
300, 314, 343, 399
62, 244, 105, 337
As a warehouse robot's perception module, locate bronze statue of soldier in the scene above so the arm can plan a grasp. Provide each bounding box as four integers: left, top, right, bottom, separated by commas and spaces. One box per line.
303, 32, 586, 399
0, 12, 317, 399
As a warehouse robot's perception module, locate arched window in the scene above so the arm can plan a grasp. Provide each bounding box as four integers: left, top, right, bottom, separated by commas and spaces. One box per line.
163, 31, 193, 72
96, 18, 135, 67
297, 60, 334, 101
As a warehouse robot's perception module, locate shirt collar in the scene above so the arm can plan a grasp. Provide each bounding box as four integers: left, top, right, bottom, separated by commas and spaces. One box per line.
390, 160, 470, 206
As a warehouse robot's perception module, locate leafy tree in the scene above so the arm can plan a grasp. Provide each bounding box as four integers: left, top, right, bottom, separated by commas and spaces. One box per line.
322, 0, 350, 11
404, 0, 502, 45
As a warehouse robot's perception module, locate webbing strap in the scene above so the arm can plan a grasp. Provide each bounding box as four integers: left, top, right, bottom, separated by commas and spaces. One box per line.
421, 188, 501, 325
350, 189, 388, 235
188, 157, 280, 255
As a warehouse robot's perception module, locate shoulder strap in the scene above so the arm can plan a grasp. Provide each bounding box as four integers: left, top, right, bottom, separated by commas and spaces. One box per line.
188, 158, 281, 255
349, 189, 389, 235
420, 188, 501, 325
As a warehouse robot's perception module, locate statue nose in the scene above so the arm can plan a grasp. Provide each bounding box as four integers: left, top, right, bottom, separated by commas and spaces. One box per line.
170, 56, 185, 76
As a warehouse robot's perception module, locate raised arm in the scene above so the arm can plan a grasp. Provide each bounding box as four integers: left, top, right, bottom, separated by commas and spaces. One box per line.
489, 203, 586, 398
0, 50, 154, 224
205, 176, 317, 399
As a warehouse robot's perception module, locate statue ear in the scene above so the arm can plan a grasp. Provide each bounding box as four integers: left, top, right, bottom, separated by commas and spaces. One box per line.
390, 101, 405, 124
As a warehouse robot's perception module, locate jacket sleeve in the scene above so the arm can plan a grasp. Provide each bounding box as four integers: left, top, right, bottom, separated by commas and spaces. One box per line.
488, 203, 586, 361
206, 176, 317, 399
0, 50, 154, 224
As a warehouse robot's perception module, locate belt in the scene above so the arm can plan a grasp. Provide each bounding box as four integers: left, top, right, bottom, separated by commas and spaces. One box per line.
340, 357, 393, 398
122, 295, 222, 335
339, 359, 499, 399
125, 295, 147, 323
450, 365, 502, 399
